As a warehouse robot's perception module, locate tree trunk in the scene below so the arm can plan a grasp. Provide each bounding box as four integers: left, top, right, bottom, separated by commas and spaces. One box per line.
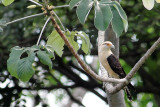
98, 24, 126, 107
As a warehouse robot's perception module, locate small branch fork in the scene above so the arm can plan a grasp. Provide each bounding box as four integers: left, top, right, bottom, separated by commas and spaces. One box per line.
49, 11, 126, 84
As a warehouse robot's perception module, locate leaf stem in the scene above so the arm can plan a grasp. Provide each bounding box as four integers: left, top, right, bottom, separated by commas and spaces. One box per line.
53, 5, 69, 9
28, 0, 42, 6
6, 13, 44, 25
52, 11, 65, 31
36, 17, 51, 45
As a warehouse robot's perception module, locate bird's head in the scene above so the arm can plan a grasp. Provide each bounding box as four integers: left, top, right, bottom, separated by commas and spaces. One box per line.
101, 41, 115, 49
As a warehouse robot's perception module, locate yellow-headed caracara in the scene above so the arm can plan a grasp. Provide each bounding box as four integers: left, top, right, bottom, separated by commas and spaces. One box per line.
99, 41, 135, 100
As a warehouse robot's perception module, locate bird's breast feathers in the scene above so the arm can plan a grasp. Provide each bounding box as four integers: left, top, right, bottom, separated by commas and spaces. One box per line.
99, 53, 119, 78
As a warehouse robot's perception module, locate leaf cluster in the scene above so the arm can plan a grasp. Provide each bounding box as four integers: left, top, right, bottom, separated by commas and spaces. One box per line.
70, 0, 128, 37
7, 45, 54, 82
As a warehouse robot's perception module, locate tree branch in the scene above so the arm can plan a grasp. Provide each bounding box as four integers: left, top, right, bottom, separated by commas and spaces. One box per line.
36, 17, 50, 45
28, 0, 42, 6
6, 13, 44, 25
53, 5, 69, 9
49, 11, 126, 83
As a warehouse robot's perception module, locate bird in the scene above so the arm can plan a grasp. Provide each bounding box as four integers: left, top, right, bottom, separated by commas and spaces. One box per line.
99, 41, 135, 100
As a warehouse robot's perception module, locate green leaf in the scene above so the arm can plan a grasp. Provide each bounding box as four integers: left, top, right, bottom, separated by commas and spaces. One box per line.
94, 1, 112, 30
44, 46, 55, 59
111, 6, 124, 37
0, 19, 6, 26
69, 0, 82, 9
46, 75, 58, 85
47, 30, 64, 57
76, 31, 91, 54
113, 1, 128, 32
65, 31, 79, 52
0, 27, 3, 32
142, 0, 154, 10
17, 51, 35, 82
7, 46, 24, 78
76, 0, 93, 24
37, 50, 52, 70
2, 0, 14, 6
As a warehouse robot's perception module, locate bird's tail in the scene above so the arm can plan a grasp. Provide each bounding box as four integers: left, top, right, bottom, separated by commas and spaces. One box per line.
125, 87, 132, 100
125, 83, 136, 101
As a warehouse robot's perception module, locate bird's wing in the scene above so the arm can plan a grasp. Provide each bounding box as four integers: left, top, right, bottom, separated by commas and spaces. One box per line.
107, 54, 126, 78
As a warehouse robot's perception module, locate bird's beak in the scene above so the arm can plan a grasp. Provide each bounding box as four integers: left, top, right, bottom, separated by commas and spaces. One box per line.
111, 45, 115, 49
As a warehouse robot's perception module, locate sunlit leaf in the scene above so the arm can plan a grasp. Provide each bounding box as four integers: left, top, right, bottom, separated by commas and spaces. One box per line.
47, 30, 64, 57
113, 1, 128, 32
76, 31, 91, 54
142, 0, 154, 10
76, 0, 93, 24
65, 30, 79, 52
111, 6, 124, 37
2, 0, 14, 6
94, 1, 112, 30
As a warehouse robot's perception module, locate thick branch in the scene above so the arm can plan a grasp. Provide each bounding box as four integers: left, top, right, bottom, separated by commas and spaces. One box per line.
109, 37, 160, 94
49, 11, 126, 83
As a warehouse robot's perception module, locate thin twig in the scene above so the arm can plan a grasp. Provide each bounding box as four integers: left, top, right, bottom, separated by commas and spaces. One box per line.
109, 37, 160, 94
52, 11, 65, 31
6, 13, 44, 25
49, 11, 126, 83
36, 17, 50, 45
28, 0, 42, 6
53, 5, 69, 9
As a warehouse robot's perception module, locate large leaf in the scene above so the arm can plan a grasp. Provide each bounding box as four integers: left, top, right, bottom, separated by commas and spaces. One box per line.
94, 1, 112, 31
65, 31, 79, 52
37, 50, 52, 70
17, 51, 35, 82
111, 6, 124, 37
7, 46, 24, 78
76, 0, 93, 24
76, 31, 91, 54
69, 0, 82, 9
2, 0, 14, 6
47, 30, 64, 57
142, 0, 154, 10
113, 1, 128, 32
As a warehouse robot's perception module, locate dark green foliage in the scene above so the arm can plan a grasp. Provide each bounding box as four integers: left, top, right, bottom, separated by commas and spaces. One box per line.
0, 0, 160, 106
